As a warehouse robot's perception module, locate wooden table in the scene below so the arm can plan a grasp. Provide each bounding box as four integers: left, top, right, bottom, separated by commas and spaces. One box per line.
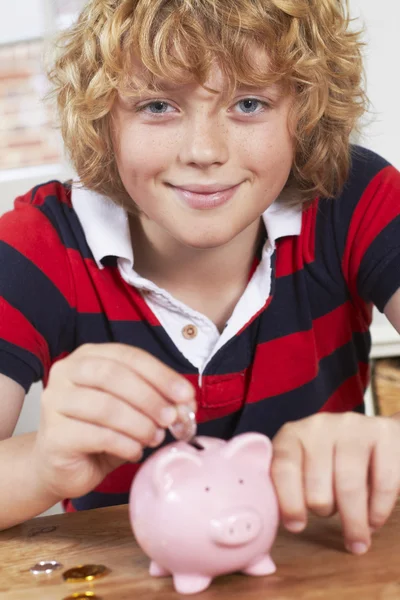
0, 502, 399, 600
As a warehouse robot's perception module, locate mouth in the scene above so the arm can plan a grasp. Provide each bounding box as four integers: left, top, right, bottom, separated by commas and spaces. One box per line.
167, 182, 243, 210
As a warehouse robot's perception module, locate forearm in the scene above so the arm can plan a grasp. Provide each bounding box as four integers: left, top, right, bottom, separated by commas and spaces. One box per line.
0, 432, 62, 531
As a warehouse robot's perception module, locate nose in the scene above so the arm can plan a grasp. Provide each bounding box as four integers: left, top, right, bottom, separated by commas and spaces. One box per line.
179, 114, 228, 167
210, 509, 261, 547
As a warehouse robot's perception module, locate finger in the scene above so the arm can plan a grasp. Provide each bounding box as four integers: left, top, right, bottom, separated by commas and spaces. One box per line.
60, 354, 192, 421
368, 429, 400, 531
334, 441, 371, 554
304, 440, 335, 518
58, 388, 166, 449
271, 426, 307, 532
54, 415, 144, 464
72, 343, 196, 407
71, 364, 180, 429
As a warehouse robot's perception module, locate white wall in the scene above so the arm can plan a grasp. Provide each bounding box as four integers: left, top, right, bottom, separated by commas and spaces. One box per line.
350, 0, 400, 169
0, 0, 46, 44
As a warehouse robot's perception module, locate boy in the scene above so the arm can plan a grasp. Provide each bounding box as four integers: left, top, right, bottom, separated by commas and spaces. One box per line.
0, 0, 399, 560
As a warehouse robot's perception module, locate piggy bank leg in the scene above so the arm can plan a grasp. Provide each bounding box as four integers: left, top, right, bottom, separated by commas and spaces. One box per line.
173, 574, 212, 595
242, 554, 276, 576
149, 561, 170, 577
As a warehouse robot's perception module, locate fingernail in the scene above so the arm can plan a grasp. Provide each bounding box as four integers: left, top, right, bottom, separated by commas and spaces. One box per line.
285, 521, 306, 533
347, 542, 369, 555
160, 406, 178, 427
151, 428, 166, 447
172, 381, 194, 402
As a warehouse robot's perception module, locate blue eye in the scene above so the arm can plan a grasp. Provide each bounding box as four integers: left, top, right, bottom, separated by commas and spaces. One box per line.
138, 101, 172, 114
236, 98, 268, 114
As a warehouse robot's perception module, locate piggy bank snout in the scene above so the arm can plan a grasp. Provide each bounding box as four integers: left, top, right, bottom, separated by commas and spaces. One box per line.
210, 509, 262, 547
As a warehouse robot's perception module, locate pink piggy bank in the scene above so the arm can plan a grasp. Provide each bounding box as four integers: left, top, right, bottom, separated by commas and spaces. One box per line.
129, 433, 279, 595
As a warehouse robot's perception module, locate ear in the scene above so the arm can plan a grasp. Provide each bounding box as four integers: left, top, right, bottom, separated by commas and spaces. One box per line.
153, 448, 203, 495
222, 433, 273, 474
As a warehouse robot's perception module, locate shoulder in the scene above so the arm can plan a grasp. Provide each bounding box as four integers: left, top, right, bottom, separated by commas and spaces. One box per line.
313, 146, 399, 235
0, 180, 77, 303
335, 145, 398, 206
1, 179, 71, 242
2, 179, 91, 260
348, 145, 391, 180
15, 179, 72, 209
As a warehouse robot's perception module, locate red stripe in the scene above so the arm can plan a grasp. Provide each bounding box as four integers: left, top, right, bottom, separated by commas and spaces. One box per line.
0, 297, 50, 375
301, 199, 318, 266
275, 200, 317, 278
63, 499, 76, 512
320, 362, 369, 412
67, 250, 161, 324
247, 330, 317, 402
247, 302, 369, 403
342, 166, 400, 301
15, 180, 72, 208
0, 206, 74, 306
95, 462, 140, 494
312, 301, 370, 360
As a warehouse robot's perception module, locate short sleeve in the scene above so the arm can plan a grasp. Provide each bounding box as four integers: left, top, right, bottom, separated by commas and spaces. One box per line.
341, 160, 400, 312
0, 182, 75, 391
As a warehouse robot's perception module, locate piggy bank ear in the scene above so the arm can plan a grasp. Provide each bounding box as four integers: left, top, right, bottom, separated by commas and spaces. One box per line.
222, 433, 273, 474
153, 449, 202, 495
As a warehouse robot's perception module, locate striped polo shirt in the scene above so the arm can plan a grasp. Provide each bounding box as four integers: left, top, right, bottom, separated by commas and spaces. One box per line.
0, 145, 399, 511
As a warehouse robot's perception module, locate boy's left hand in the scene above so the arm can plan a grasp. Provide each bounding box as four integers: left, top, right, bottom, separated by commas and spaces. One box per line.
271, 412, 400, 555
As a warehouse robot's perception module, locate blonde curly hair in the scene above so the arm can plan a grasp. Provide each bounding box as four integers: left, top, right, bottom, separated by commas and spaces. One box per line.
47, 0, 368, 208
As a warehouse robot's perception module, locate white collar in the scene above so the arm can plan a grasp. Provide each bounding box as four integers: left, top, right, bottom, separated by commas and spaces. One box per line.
71, 184, 302, 270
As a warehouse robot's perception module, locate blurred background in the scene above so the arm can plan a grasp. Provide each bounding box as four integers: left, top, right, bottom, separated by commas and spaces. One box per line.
0, 0, 399, 516
0, 0, 83, 174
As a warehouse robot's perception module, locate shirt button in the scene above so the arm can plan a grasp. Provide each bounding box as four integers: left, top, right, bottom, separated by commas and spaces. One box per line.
182, 324, 198, 340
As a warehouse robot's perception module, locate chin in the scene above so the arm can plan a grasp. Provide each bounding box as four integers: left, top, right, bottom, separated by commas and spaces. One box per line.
176, 228, 238, 250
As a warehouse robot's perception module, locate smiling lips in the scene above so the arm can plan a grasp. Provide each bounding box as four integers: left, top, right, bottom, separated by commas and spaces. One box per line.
168, 182, 243, 210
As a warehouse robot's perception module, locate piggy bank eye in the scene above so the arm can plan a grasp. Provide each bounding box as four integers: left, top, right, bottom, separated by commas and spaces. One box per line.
239, 479, 244, 485
205, 486, 211, 492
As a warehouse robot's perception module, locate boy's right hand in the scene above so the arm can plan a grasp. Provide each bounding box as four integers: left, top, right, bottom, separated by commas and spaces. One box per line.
32, 343, 196, 501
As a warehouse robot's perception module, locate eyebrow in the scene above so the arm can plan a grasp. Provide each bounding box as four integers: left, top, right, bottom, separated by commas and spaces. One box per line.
126, 82, 281, 97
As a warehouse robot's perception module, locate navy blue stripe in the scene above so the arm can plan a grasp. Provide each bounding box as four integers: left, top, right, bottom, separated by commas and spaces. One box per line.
72, 491, 129, 511
0, 241, 75, 359
274, 267, 348, 326
204, 315, 263, 375
37, 195, 93, 259
75, 314, 198, 373
327, 146, 389, 243
357, 214, 400, 311
0, 344, 42, 391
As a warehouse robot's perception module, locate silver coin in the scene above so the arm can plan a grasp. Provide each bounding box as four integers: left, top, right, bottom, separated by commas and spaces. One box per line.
30, 560, 63, 575
169, 405, 197, 442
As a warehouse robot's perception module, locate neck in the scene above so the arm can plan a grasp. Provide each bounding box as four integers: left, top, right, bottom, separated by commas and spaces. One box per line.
129, 215, 264, 329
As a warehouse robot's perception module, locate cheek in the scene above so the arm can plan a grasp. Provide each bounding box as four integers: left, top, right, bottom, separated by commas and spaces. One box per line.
236, 122, 293, 179
117, 126, 175, 178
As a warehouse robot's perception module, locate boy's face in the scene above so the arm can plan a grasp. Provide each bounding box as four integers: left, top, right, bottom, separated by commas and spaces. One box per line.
112, 51, 294, 250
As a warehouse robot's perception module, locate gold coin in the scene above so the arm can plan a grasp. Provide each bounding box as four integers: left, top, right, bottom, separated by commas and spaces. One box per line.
62, 564, 109, 582
63, 593, 102, 600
